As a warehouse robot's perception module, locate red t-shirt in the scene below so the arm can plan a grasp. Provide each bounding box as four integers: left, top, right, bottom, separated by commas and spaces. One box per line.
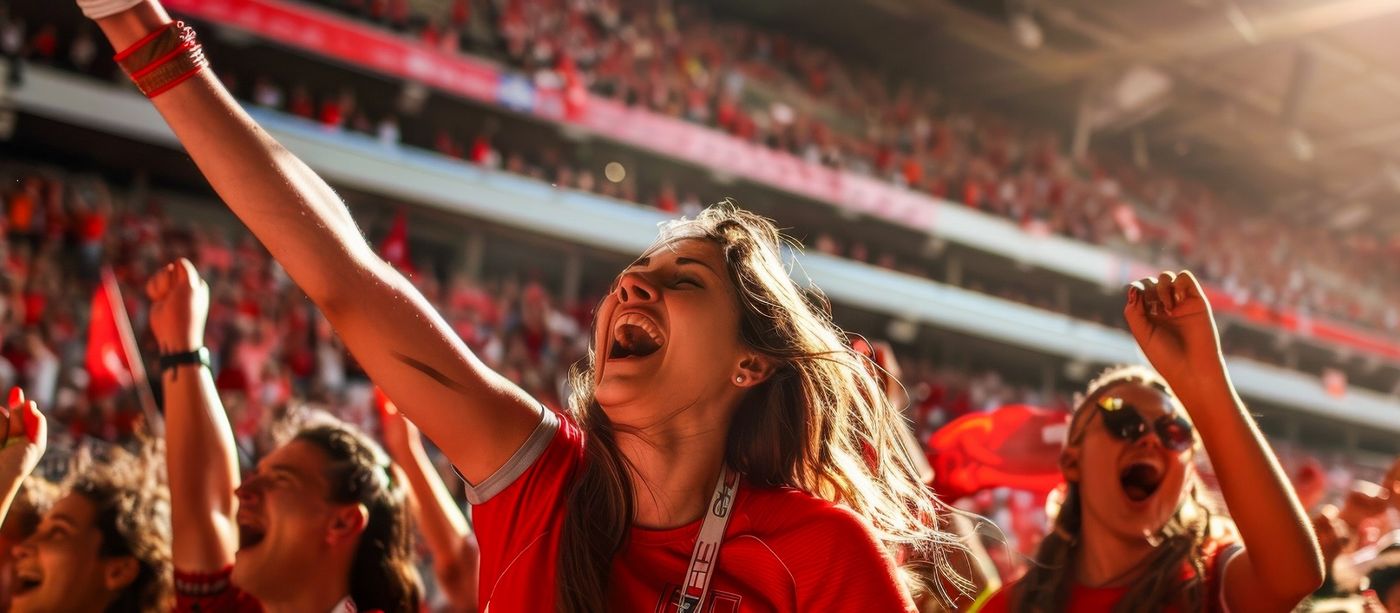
978, 540, 1240, 613
468, 410, 917, 612
173, 566, 377, 613
173, 566, 263, 613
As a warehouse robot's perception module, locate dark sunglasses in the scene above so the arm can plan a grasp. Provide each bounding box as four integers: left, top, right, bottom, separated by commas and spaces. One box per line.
1096, 396, 1195, 452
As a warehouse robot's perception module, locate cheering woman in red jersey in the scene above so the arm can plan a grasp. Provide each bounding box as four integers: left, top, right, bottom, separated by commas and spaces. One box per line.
79, 1, 965, 610
981, 271, 1323, 612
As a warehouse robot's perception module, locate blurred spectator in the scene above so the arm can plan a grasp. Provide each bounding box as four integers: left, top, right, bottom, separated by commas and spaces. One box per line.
252, 76, 285, 110
0, 9, 23, 84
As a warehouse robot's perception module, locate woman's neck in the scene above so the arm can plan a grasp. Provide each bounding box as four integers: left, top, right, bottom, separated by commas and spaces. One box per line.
616, 417, 730, 529
1074, 526, 1157, 588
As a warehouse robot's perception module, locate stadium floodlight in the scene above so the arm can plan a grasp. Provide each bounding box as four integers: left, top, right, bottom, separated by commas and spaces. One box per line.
604, 162, 627, 183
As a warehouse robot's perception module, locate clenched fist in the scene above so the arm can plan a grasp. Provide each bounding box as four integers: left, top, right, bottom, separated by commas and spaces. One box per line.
1123, 271, 1226, 398
145, 258, 209, 353
0, 387, 46, 484
376, 386, 423, 463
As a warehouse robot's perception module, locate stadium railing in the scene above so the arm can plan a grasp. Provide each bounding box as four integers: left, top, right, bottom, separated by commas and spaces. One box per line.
11, 63, 1399, 433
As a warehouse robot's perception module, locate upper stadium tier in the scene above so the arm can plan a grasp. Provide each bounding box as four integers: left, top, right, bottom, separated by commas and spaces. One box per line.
10, 61, 1400, 450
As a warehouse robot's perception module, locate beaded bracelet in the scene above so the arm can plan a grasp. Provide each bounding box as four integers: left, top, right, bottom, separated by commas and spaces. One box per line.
112, 21, 209, 99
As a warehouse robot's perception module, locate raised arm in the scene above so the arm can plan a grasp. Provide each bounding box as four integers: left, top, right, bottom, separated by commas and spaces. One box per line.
86, 1, 540, 482
854, 338, 934, 483
0, 387, 47, 530
148, 258, 237, 572
378, 389, 478, 612
1125, 271, 1323, 610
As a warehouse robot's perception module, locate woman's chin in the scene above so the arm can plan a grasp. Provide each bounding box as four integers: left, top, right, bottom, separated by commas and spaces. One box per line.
594, 379, 641, 409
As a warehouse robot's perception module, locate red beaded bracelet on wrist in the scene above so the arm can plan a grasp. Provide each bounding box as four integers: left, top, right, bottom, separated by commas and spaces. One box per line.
112, 20, 208, 99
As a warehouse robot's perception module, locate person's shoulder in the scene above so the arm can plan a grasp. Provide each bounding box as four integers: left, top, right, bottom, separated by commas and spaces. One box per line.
463, 406, 582, 506
741, 486, 855, 526
738, 486, 915, 610
739, 485, 885, 555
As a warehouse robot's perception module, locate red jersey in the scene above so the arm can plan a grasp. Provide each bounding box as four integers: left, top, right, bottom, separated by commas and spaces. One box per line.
468, 410, 917, 612
173, 566, 263, 613
174, 566, 377, 613
979, 539, 1241, 613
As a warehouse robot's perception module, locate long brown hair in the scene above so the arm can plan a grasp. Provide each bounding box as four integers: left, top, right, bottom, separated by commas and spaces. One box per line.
556, 204, 969, 611
295, 424, 422, 613
1012, 365, 1215, 613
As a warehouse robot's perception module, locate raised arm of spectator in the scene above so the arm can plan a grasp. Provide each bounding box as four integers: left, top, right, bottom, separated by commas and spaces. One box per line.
378, 390, 479, 612
855, 339, 997, 606
853, 338, 933, 483
147, 258, 237, 572
0, 387, 47, 531
1125, 271, 1323, 610
88, 1, 541, 483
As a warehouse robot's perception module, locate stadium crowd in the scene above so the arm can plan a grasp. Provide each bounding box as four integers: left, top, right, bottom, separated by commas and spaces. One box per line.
0, 159, 1078, 464
0, 0, 1398, 610
0, 154, 1394, 610
5, 0, 1400, 342
297, 0, 1400, 337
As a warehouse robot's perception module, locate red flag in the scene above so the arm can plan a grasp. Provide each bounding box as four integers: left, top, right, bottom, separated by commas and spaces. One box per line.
559, 53, 588, 120
86, 274, 134, 398
926, 404, 1069, 502
379, 209, 415, 276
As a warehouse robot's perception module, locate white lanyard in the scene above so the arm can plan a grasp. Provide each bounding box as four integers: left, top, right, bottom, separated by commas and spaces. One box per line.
675, 465, 739, 613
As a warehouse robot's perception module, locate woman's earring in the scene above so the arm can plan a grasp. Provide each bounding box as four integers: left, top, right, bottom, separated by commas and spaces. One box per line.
735, 375, 745, 384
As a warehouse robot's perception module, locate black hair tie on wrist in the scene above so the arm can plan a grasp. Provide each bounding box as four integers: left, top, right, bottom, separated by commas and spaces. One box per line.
159, 347, 211, 372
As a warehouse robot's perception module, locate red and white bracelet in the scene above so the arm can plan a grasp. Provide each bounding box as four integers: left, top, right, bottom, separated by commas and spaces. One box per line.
113, 21, 208, 99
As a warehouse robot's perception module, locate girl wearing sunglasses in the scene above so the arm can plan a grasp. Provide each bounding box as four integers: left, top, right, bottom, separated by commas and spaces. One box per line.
982, 271, 1323, 612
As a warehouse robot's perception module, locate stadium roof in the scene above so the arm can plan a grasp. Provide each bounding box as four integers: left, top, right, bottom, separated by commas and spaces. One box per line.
708, 0, 1400, 235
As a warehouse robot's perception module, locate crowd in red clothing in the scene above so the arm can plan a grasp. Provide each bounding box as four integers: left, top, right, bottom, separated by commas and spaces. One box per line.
3, 159, 1394, 609
8, 2, 1400, 352
0, 160, 1072, 456
287, 0, 1400, 338
0, 164, 578, 452
5, 0, 1400, 609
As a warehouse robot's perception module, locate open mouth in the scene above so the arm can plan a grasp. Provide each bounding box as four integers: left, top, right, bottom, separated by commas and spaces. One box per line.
12, 570, 41, 596
238, 523, 267, 550
1119, 460, 1164, 502
607, 313, 664, 360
